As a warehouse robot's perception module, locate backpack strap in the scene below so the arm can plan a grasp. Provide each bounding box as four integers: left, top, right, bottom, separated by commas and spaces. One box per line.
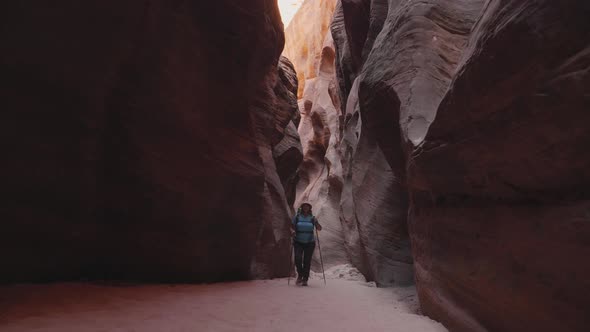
295, 214, 316, 226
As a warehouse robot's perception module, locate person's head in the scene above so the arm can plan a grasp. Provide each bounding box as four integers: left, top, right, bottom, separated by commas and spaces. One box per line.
300, 203, 312, 214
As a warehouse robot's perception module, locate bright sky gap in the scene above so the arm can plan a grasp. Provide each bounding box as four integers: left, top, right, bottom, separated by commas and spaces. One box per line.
278, 0, 304, 27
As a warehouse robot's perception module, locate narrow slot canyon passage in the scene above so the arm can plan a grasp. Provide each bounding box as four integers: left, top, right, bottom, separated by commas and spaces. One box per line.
1, 1, 589, 332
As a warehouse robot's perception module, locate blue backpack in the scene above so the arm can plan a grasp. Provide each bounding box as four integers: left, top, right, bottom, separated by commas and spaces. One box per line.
294, 211, 316, 233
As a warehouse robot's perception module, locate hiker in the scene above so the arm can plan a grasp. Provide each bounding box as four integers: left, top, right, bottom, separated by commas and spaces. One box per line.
290, 202, 322, 286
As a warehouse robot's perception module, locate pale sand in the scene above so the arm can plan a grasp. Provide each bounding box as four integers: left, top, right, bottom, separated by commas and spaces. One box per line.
0, 267, 446, 332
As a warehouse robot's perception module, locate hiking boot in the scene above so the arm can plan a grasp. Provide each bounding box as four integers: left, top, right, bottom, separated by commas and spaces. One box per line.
301, 279, 308, 286
296, 275, 303, 286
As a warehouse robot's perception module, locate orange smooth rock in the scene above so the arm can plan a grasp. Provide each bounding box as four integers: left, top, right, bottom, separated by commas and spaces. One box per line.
284, 0, 338, 98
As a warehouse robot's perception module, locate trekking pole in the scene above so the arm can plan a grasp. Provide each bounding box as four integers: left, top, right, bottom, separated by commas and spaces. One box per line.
288, 240, 294, 285
315, 228, 327, 285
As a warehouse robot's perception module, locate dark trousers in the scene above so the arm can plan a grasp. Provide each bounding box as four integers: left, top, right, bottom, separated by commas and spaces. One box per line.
294, 241, 315, 280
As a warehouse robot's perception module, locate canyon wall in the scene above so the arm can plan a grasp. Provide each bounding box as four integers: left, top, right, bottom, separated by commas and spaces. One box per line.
1, 1, 300, 283
284, 0, 347, 268
285, 0, 413, 284
332, 0, 415, 286
333, 0, 590, 331
284, 0, 338, 98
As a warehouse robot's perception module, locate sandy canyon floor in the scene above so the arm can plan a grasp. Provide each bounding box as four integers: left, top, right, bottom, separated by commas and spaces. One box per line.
0, 265, 447, 332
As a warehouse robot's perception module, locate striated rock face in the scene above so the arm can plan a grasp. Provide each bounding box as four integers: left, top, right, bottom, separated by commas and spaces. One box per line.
1, 1, 300, 282
331, 0, 416, 286
273, 57, 303, 210
295, 34, 347, 268
333, 0, 590, 330
287, 0, 413, 284
284, 0, 348, 269
284, 0, 338, 98
408, 1, 590, 331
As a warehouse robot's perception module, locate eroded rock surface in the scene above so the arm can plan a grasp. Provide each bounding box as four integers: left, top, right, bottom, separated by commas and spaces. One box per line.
284, 0, 348, 269
284, 0, 338, 98
408, 2, 590, 331
1, 1, 300, 282
287, 0, 414, 284
333, 0, 590, 330
332, 0, 419, 287
273, 57, 303, 210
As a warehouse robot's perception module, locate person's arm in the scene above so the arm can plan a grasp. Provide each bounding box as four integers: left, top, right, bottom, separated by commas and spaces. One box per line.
313, 217, 322, 231
290, 217, 296, 236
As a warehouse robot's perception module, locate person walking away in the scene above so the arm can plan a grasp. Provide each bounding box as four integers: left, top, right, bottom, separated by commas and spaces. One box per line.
290, 203, 322, 286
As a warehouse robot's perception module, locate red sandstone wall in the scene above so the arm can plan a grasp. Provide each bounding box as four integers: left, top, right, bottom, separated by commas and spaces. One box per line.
332, 0, 590, 330
1, 0, 300, 283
